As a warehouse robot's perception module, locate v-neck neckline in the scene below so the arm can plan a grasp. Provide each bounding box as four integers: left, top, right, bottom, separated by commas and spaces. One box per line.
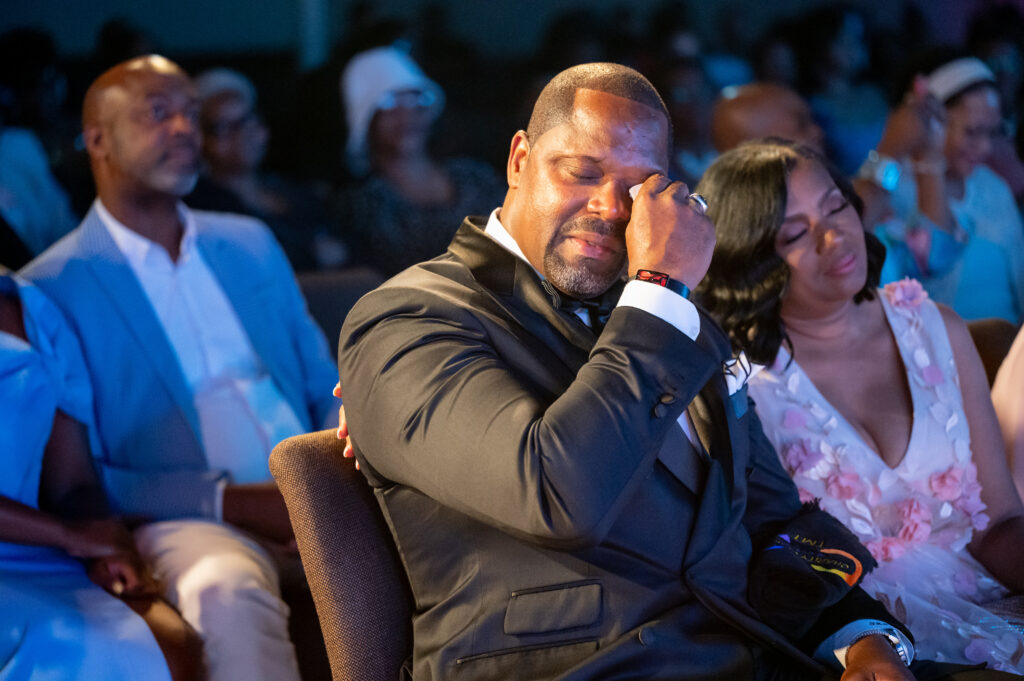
778, 298, 920, 471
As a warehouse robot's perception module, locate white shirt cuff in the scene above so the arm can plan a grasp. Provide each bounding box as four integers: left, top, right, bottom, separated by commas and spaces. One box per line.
616, 280, 700, 340
816, 619, 914, 669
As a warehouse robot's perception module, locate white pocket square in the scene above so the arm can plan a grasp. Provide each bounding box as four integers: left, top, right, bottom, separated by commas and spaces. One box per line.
722, 351, 762, 396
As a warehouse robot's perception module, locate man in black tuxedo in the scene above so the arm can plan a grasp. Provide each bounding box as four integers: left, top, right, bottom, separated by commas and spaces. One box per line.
338, 63, 994, 681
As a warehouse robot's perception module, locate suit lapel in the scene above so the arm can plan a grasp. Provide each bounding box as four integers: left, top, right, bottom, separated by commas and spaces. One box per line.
78, 212, 201, 439
512, 262, 596, 354
657, 423, 707, 494
450, 218, 595, 364
688, 315, 738, 494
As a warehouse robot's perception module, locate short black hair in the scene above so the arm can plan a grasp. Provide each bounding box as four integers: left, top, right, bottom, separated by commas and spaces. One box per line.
526, 62, 671, 144
694, 138, 885, 365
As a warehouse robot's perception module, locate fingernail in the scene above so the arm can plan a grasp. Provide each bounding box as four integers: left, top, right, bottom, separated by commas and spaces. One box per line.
628, 184, 642, 200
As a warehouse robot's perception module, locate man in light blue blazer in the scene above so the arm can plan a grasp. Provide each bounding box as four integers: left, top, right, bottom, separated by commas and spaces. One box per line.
22, 55, 337, 681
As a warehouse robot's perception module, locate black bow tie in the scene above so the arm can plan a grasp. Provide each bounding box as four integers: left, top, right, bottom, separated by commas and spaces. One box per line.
541, 280, 620, 333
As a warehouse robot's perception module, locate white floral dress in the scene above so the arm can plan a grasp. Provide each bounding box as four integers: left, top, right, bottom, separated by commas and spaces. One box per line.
748, 278, 1024, 672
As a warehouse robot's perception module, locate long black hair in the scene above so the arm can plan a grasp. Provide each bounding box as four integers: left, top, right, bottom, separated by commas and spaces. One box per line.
694, 138, 885, 365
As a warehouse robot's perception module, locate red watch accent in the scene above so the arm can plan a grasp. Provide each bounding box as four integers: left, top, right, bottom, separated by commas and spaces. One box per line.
633, 269, 691, 299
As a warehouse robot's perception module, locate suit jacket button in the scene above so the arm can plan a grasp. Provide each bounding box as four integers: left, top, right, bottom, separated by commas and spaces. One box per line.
652, 403, 668, 418
659, 393, 675, 404
638, 628, 656, 646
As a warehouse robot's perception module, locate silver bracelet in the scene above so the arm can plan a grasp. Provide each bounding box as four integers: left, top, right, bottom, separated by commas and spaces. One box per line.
911, 158, 947, 176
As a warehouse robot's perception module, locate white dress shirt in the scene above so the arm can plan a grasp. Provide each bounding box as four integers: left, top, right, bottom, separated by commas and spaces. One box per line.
96, 200, 306, 498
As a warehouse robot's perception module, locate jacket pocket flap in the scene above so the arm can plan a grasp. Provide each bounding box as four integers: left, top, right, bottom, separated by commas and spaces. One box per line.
503, 581, 602, 635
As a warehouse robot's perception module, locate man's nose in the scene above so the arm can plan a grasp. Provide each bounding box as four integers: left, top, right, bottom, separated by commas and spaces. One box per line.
169, 111, 199, 137
587, 181, 628, 223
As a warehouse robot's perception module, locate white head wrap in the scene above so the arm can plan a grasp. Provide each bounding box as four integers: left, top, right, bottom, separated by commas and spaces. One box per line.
927, 57, 996, 103
340, 46, 444, 170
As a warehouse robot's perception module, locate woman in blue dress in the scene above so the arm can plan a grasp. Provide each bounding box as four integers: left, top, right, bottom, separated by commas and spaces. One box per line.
0, 269, 201, 680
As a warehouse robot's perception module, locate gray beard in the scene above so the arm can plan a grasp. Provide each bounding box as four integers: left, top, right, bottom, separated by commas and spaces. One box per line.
542, 216, 626, 299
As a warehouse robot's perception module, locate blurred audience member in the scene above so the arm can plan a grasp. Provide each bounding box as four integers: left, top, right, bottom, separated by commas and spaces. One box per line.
792, 5, 890, 175
22, 55, 339, 681
655, 56, 717, 185
697, 139, 1024, 672
968, 5, 1024, 205
0, 119, 78, 263
700, 2, 755, 90
751, 20, 801, 90
535, 8, 609, 73
867, 3, 931, 101
0, 28, 68, 154
857, 55, 1024, 323
710, 82, 825, 153
188, 68, 347, 271
0, 29, 78, 261
336, 46, 504, 277
93, 18, 154, 77
0, 268, 201, 681
993, 327, 1024, 501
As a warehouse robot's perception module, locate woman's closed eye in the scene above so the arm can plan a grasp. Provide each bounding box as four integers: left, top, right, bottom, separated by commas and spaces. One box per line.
781, 228, 807, 246
827, 197, 851, 216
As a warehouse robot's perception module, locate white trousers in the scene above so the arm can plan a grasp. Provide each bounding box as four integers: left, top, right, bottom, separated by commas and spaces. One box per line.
134, 519, 301, 681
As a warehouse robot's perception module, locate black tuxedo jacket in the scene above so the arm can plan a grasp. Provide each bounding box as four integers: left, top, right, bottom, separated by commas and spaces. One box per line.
339, 217, 898, 681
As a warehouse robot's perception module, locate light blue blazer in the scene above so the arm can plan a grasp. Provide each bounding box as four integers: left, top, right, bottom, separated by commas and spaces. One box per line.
22, 204, 339, 520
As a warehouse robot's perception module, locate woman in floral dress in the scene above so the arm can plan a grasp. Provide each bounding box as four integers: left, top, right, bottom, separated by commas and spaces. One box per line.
695, 139, 1024, 672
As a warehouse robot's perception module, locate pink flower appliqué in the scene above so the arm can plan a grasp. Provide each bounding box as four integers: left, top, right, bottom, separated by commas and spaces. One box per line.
782, 439, 823, 476
971, 512, 991, 532
825, 470, 864, 500
896, 498, 933, 545
898, 520, 931, 545
953, 569, 978, 597
884, 278, 928, 310
782, 408, 807, 430
930, 465, 964, 501
798, 487, 816, 503
964, 638, 997, 665
866, 537, 907, 562
922, 364, 944, 385
897, 498, 933, 524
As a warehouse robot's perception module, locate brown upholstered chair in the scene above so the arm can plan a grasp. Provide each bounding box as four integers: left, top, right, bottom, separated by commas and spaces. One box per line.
270, 430, 413, 681
967, 318, 1019, 387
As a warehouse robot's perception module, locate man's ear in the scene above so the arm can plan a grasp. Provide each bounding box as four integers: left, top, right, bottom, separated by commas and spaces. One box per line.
83, 124, 106, 162
506, 130, 530, 190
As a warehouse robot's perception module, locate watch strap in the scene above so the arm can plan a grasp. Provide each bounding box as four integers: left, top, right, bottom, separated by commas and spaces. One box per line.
633, 269, 691, 299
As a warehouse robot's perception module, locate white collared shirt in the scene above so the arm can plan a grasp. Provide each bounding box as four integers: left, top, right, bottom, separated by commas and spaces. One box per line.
96, 199, 306, 498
